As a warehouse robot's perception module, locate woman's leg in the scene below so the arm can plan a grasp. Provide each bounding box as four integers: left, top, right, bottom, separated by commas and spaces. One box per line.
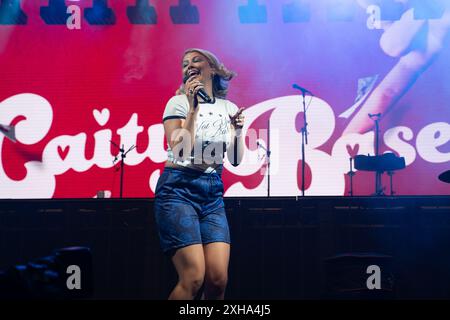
169, 244, 206, 300
203, 242, 230, 300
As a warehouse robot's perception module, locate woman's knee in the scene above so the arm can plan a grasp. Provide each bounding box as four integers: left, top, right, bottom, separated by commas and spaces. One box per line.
180, 270, 205, 294
205, 272, 228, 292
172, 244, 206, 294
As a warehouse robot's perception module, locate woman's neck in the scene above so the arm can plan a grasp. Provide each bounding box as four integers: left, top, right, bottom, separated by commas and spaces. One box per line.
199, 81, 214, 103
205, 81, 214, 98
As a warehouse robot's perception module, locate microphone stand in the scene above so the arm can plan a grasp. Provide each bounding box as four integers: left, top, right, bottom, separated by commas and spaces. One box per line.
347, 157, 355, 196
110, 140, 136, 198
369, 113, 384, 196
292, 84, 313, 197
257, 119, 271, 197
296, 89, 309, 197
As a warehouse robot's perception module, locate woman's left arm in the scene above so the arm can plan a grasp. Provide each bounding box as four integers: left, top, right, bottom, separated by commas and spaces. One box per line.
227, 108, 245, 166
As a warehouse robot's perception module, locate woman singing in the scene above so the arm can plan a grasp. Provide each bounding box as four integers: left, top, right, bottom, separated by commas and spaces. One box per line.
154, 48, 245, 300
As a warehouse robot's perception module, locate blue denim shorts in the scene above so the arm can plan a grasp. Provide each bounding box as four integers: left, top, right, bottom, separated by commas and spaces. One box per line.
154, 167, 230, 254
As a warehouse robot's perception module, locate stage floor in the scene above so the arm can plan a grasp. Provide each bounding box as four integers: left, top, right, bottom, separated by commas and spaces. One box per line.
1, 196, 450, 299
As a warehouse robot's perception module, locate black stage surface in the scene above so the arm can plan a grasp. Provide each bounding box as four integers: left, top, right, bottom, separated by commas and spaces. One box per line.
1, 196, 450, 299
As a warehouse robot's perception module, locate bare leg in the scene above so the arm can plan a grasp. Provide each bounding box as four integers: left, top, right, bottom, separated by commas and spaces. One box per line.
203, 242, 230, 300
169, 244, 205, 300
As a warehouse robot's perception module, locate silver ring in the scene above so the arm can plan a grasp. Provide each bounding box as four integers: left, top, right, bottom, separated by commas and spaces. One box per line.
189, 89, 193, 94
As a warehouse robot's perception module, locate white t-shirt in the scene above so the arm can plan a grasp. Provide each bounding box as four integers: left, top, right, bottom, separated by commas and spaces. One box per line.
162, 94, 239, 173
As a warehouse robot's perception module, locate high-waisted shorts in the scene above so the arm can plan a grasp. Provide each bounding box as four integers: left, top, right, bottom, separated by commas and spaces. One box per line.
154, 167, 230, 254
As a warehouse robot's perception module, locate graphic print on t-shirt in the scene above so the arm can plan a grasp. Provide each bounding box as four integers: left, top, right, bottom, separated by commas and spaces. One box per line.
193, 108, 231, 164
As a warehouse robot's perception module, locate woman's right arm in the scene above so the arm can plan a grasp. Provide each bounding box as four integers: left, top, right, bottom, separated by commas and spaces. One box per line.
164, 76, 204, 160
164, 109, 198, 161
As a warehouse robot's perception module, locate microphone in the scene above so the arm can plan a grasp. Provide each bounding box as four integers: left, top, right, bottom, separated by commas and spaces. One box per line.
256, 141, 266, 150
183, 75, 212, 103
292, 84, 314, 95
0, 124, 16, 143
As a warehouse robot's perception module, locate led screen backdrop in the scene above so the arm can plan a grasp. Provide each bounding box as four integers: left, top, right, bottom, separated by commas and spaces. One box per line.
1, 0, 449, 198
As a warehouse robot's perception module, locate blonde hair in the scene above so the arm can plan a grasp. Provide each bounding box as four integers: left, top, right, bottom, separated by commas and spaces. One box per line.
178, 48, 236, 99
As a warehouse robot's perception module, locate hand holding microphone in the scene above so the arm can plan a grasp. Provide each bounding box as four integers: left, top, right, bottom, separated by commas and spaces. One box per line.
183, 74, 212, 106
